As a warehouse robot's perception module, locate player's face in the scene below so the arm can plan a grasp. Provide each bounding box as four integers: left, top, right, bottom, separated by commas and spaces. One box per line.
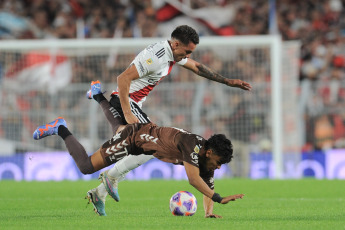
172, 41, 196, 62
205, 150, 222, 171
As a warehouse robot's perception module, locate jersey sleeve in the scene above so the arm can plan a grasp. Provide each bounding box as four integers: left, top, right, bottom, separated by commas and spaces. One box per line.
176, 133, 203, 167
177, 58, 188, 66
132, 49, 160, 78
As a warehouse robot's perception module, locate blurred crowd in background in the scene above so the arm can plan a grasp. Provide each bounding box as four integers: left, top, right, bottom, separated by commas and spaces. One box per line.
1, 0, 345, 153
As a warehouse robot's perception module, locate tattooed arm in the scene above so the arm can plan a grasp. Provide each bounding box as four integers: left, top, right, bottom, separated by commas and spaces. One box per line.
182, 58, 252, 91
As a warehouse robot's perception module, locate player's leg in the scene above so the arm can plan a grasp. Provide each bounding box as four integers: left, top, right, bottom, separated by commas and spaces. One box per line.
87, 80, 123, 134
109, 94, 151, 124
85, 147, 116, 217
98, 154, 154, 200
33, 117, 126, 216
33, 117, 113, 174
96, 95, 154, 201
87, 84, 154, 202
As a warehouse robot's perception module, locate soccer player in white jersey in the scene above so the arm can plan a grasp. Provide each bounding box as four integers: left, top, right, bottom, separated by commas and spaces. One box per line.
86, 25, 252, 216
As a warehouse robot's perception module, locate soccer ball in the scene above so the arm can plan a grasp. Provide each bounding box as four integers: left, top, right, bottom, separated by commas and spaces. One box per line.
169, 191, 197, 216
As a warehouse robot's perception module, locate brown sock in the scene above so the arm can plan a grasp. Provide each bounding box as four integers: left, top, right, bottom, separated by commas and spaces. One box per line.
99, 100, 123, 135
59, 127, 95, 174
58, 125, 72, 140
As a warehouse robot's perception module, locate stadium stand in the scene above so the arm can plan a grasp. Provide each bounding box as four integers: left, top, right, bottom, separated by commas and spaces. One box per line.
1, 0, 345, 155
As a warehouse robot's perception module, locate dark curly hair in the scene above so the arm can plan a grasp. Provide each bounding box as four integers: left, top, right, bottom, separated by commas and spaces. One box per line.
205, 134, 233, 164
171, 25, 199, 45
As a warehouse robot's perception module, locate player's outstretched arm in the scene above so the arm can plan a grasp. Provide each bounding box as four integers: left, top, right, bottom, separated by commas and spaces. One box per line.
203, 195, 222, 218
203, 194, 244, 218
184, 161, 245, 216
183, 59, 252, 91
184, 161, 214, 198
220, 194, 245, 204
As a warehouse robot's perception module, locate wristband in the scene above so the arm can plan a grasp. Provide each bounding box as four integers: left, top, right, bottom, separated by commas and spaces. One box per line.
211, 193, 223, 203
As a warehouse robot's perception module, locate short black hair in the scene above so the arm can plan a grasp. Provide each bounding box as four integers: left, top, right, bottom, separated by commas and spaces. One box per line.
171, 25, 199, 45
205, 134, 233, 164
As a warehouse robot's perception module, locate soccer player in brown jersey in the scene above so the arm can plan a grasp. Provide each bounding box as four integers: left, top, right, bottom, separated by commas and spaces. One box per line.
83, 25, 251, 215
33, 92, 245, 217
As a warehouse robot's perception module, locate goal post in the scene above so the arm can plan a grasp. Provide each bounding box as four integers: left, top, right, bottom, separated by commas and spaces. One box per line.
271, 36, 283, 179
0, 36, 300, 179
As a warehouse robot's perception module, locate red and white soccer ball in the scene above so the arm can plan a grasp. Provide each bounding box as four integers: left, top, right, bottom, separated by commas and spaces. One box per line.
169, 191, 197, 216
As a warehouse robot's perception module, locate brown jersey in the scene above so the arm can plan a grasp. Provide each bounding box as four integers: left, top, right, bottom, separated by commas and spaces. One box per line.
100, 123, 215, 189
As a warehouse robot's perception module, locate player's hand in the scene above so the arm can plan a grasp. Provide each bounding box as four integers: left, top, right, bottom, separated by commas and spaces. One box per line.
226, 79, 252, 91
124, 112, 139, 124
205, 213, 222, 218
220, 194, 245, 204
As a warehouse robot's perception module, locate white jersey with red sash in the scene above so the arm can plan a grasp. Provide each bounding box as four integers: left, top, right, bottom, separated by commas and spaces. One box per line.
111, 40, 188, 108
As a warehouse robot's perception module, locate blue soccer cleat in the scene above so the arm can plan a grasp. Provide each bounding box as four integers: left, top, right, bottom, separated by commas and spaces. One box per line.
99, 170, 120, 202
86, 80, 106, 99
33, 117, 67, 140
86, 188, 107, 216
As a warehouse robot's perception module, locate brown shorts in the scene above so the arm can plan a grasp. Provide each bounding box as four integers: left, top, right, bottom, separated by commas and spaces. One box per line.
99, 124, 139, 166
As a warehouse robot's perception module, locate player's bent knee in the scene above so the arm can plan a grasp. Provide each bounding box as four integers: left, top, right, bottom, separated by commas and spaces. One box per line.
77, 161, 95, 175
79, 166, 94, 175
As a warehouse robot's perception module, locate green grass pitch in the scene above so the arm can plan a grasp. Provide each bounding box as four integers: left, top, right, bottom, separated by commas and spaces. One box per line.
0, 179, 344, 230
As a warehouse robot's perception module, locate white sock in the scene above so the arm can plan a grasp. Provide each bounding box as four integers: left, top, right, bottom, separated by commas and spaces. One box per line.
108, 154, 155, 180
96, 154, 154, 199
96, 183, 107, 200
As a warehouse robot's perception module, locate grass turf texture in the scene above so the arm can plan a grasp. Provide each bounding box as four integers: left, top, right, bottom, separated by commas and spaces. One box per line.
0, 179, 344, 230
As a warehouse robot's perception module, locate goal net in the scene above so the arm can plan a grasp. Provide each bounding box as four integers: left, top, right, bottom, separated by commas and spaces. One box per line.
0, 36, 300, 179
